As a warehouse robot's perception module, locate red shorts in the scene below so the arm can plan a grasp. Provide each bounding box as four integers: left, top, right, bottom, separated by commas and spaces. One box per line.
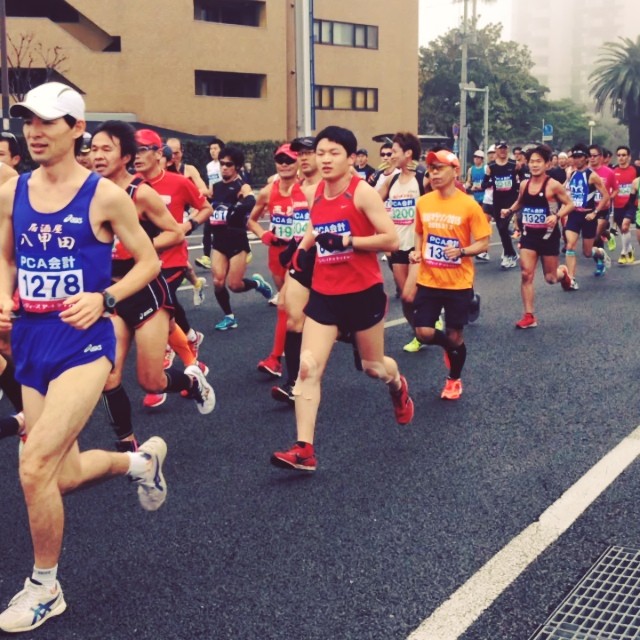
268, 245, 287, 282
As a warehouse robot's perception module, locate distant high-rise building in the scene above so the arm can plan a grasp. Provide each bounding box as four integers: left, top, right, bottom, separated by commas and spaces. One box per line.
512, 0, 637, 105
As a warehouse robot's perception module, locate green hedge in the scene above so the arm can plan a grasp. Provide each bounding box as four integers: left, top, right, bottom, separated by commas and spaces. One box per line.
16, 136, 286, 188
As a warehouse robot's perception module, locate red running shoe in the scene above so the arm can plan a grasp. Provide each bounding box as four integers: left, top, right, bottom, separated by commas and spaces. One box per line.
390, 375, 415, 425
257, 354, 282, 378
559, 266, 572, 291
271, 442, 317, 471
441, 378, 463, 400
515, 313, 538, 329
143, 393, 167, 408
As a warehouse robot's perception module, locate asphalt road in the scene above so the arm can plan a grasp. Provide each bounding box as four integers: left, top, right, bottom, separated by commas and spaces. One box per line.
1, 230, 640, 640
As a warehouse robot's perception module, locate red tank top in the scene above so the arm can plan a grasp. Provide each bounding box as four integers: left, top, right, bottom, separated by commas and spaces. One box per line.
268, 179, 310, 243
311, 175, 383, 295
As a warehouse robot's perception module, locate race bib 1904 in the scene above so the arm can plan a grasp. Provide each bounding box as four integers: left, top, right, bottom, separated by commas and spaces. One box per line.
292, 208, 310, 241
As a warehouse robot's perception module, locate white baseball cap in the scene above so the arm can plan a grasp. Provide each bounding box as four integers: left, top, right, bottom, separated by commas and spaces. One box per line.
10, 82, 85, 121
487, 144, 496, 153
473, 150, 485, 158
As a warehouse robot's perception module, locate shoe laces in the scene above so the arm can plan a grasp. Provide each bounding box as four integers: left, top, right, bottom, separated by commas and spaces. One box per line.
9, 581, 51, 612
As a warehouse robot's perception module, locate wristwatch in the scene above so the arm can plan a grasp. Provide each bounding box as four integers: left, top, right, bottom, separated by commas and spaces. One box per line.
102, 290, 117, 314
460, 248, 466, 257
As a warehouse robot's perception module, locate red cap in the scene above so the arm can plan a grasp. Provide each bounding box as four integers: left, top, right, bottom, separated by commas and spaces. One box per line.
275, 143, 297, 160
426, 149, 460, 169
135, 129, 163, 148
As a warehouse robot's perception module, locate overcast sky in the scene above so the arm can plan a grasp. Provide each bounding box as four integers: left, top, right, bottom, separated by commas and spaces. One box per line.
419, 0, 512, 46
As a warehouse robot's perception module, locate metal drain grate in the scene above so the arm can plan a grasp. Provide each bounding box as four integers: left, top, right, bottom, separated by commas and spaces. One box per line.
530, 546, 640, 640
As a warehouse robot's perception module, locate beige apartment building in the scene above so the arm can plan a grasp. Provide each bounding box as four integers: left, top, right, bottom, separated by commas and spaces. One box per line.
7, 0, 418, 147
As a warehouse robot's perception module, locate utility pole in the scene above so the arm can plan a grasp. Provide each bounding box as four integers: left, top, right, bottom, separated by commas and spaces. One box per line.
459, 0, 469, 175
0, 0, 9, 130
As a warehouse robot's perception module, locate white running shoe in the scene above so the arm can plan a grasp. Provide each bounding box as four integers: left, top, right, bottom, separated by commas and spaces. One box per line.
193, 277, 206, 306
131, 436, 167, 511
185, 364, 216, 414
0, 578, 66, 633
268, 293, 279, 307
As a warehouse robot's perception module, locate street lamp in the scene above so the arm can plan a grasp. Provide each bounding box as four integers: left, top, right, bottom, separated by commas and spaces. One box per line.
461, 84, 489, 159
588, 120, 596, 145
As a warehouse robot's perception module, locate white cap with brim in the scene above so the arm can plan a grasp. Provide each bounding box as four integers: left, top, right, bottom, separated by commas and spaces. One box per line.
10, 82, 85, 121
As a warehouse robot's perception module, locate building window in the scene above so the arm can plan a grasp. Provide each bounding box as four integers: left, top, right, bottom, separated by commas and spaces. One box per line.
313, 19, 378, 49
314, 85, 378, 111
195, 70, 265, 98
193, 0, 264, 27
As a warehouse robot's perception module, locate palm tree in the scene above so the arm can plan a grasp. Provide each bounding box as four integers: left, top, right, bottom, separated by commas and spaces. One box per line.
590, 36, 640, 156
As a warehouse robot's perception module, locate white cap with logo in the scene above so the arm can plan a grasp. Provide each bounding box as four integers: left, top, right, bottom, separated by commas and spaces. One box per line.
10, 82, 85, 121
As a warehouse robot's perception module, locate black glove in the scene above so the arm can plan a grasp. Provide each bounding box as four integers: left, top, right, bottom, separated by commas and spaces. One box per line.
291, 247, 310, 272
316, 232, 346, 252
279, 240, 298, 267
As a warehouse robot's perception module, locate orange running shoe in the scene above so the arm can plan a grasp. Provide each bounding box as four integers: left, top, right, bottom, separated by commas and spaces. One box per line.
441, 378, 463, 400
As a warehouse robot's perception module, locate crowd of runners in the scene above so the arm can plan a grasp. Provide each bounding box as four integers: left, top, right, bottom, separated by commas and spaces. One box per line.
0, 80, 638, 632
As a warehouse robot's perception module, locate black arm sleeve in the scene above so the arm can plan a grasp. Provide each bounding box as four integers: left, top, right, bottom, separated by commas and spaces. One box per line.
227, 195, 257, 229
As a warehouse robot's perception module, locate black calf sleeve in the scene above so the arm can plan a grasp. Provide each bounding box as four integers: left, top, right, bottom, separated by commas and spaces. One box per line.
284, 331, 302, 385
102, 384, 134, 441
0, 358, 22, 412
447, 342, 467, 379
215, 286, 232, 315
164, 368, 192, 393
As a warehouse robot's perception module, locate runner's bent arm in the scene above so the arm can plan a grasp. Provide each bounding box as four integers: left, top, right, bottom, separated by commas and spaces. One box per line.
246, 185, 270, 239
0, 177, 17, 330
549, 180, 574, 221
59, 181, 160, 329
185, 164, 209, 197
590, 172, 610, 212
350, 181, 399, 253
501, 181, 527, 217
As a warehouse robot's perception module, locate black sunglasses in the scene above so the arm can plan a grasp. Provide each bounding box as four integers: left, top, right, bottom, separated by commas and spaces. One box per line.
274, 155, 296, 165
380, 152, 392, 158
220, 161, 236, 168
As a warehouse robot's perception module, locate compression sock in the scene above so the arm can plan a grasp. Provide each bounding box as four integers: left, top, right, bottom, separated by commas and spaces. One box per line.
284, 331, 303, 384
101, 384, 134, 441
0, 415, 20, 440
164, 368, 192, 393
169, 325, 196, 367
242, 278, 258, 291
214, 286, 232, 315
446, 342, 467, 379
0, 358, 22, 412
271, 308, 287, 358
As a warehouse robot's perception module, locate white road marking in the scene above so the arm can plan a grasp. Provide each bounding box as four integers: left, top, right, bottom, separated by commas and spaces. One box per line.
407, 424, 640, 640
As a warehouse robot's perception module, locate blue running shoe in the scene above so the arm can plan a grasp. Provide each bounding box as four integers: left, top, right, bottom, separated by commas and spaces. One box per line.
594, 259, 605, 277
215, 315, 238, 331
251, 273, 274, 300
